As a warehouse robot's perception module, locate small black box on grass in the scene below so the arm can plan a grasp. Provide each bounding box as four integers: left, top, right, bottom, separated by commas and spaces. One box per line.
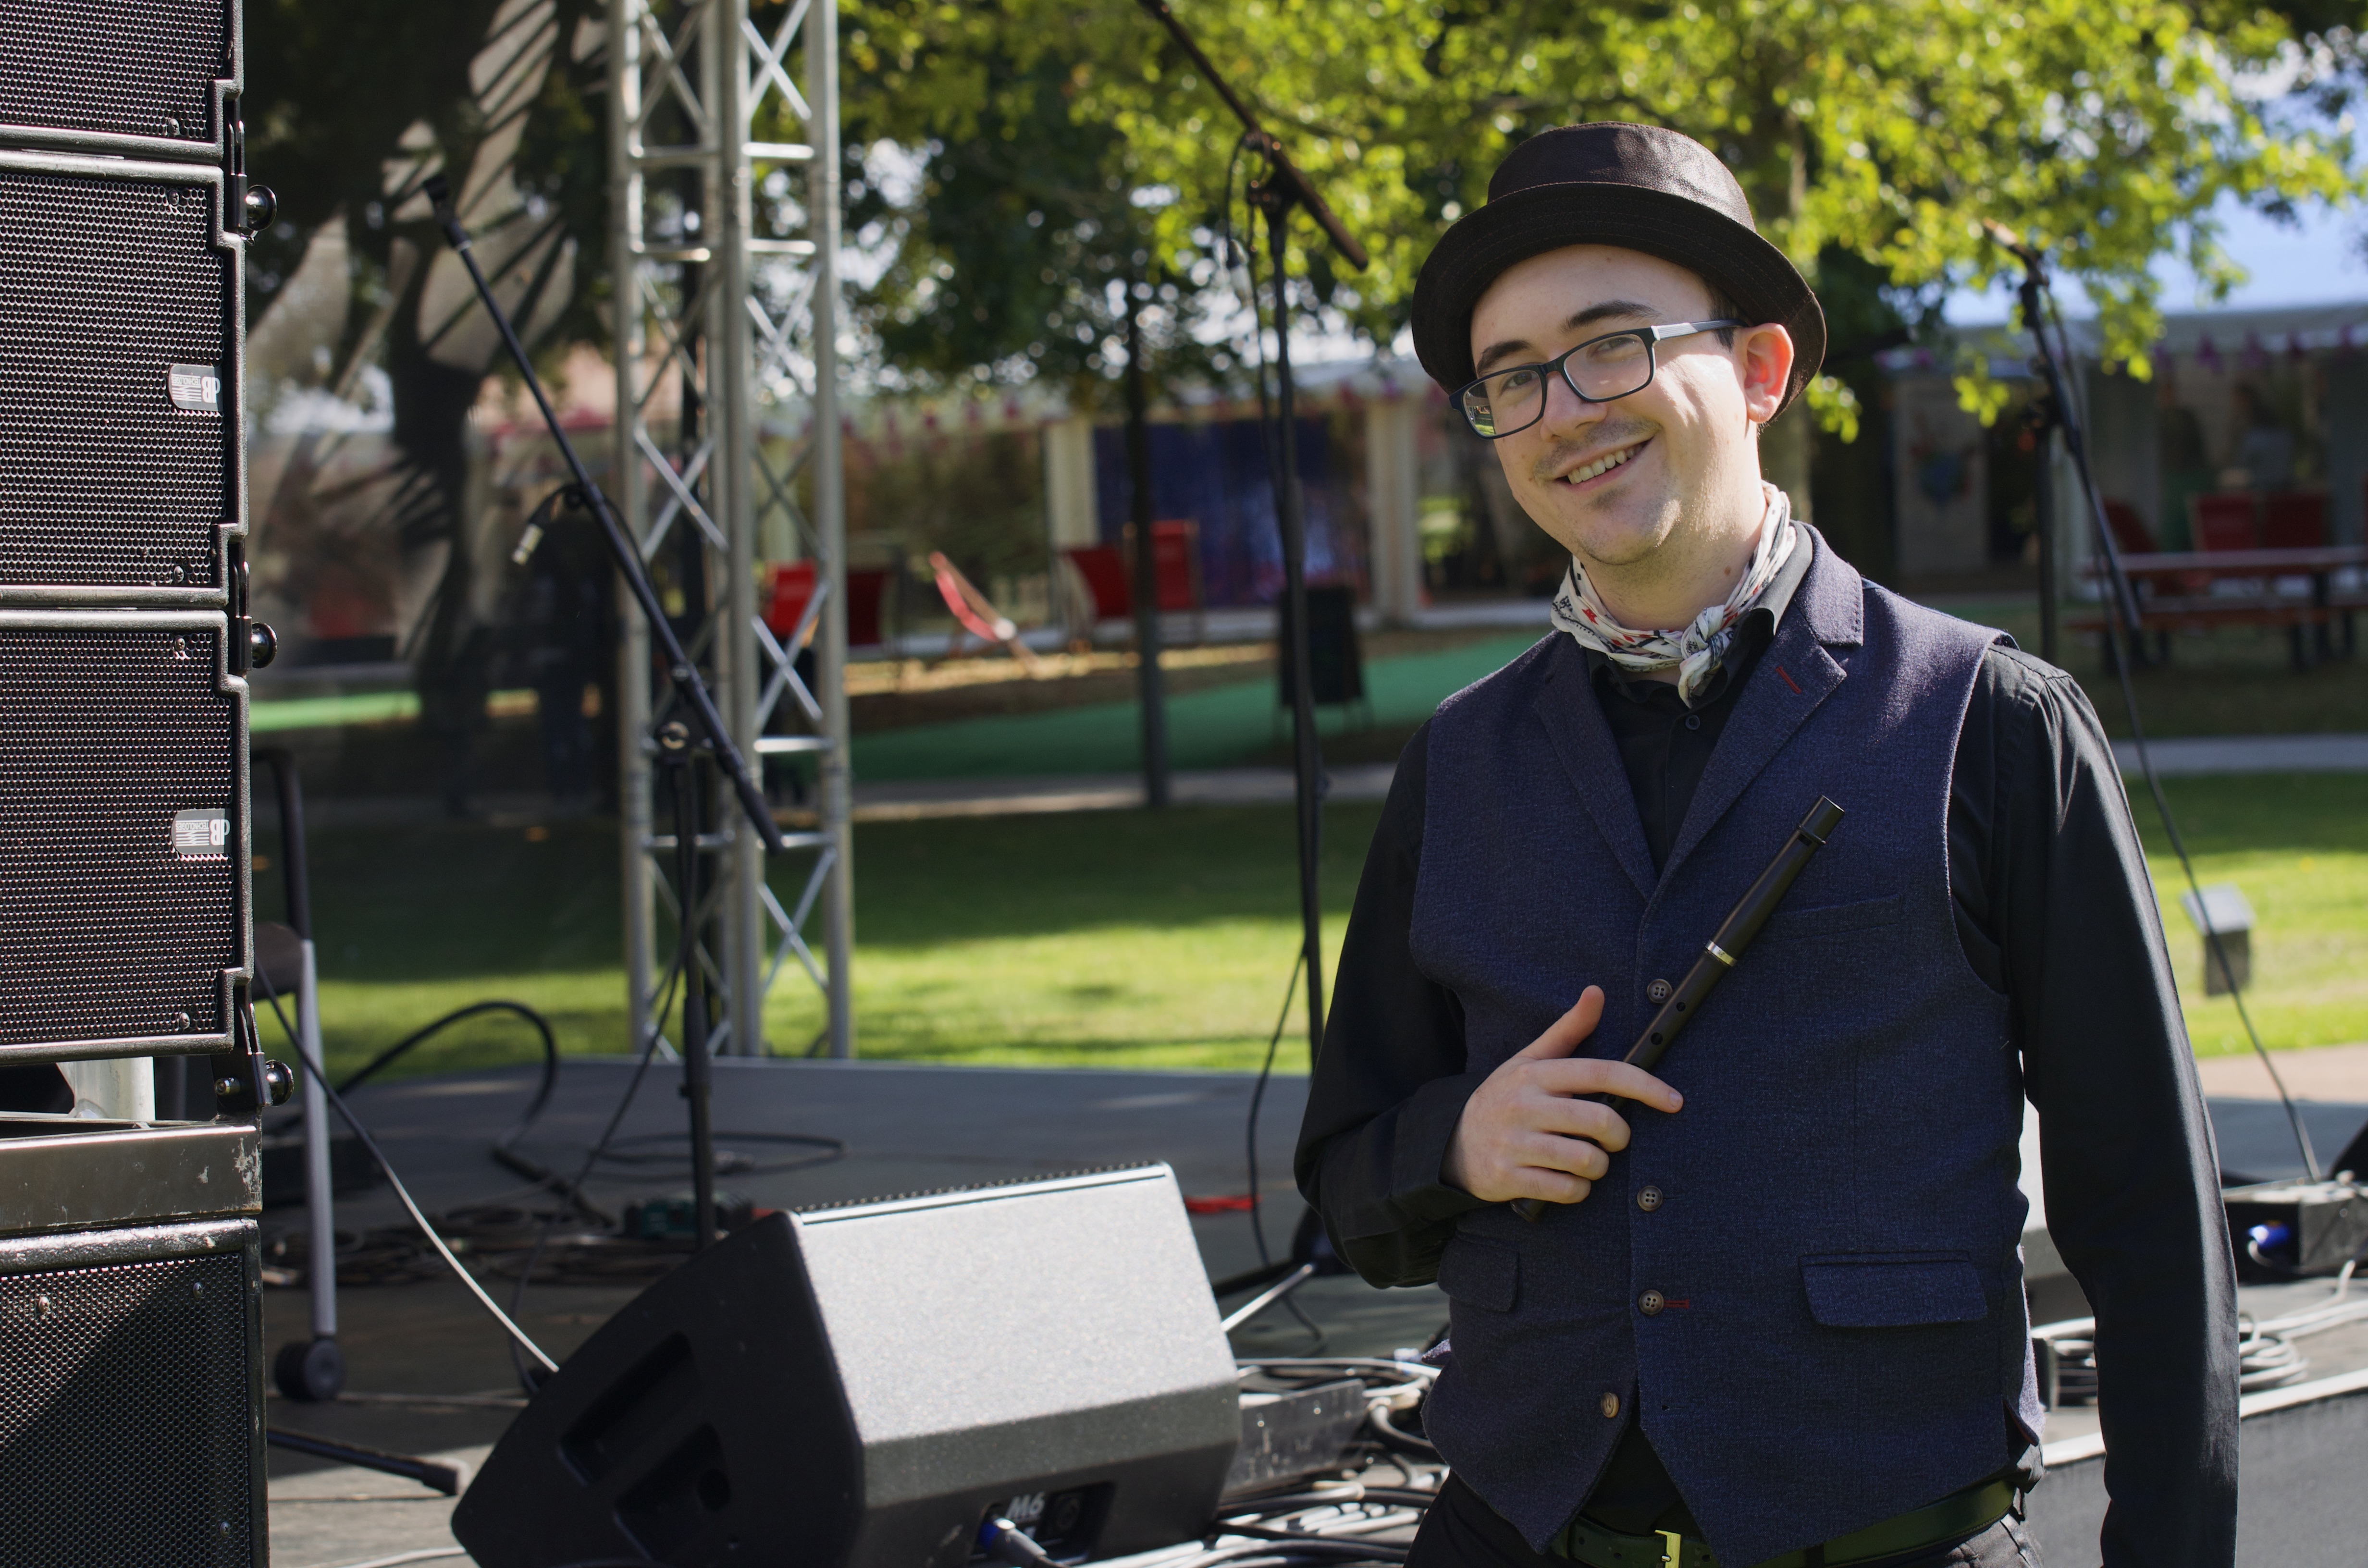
2225, 1178, 2368, 1278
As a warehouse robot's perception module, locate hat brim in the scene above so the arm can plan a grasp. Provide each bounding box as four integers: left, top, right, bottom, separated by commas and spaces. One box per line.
1411, 181, 1826, 420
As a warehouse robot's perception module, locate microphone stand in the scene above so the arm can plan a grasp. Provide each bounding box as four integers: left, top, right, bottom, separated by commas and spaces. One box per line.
1988, 222, 2321, 1182
426, 175, 788, 1248
1134, 0, 1368, 1054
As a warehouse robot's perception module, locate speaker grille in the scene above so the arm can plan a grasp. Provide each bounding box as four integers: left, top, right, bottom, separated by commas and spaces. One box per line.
0, 1247, 254, 1567
0, 1, 230, 147
0, 622, 237, 1046
0, 165, 229, 591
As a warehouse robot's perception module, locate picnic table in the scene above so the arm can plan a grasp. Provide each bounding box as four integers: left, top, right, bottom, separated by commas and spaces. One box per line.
2074, 544, 2368, 669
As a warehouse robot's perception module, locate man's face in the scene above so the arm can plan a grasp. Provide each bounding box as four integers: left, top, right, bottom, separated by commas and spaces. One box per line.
1466, 245, 1791, 568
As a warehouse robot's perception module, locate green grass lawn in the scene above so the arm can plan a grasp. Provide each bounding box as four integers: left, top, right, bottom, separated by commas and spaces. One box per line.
280, 772, 2365, 1083
2134, 773, 2368, 1056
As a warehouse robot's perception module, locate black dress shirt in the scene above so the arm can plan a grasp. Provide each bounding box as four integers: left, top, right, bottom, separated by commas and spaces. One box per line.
1295, 559, 2239, 1567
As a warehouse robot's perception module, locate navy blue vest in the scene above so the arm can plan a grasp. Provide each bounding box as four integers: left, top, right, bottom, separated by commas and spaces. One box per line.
1411, 532, 2035, 1568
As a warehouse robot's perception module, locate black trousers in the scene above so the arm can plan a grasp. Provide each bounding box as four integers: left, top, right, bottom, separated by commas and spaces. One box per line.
1406, 1476, 2044, 1568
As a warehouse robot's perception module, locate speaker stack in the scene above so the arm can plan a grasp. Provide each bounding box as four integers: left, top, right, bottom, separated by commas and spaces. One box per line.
0, 4, 279, 1563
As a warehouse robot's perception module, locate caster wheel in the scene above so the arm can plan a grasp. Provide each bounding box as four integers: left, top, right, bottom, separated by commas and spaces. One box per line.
273, 1335, 346, 1402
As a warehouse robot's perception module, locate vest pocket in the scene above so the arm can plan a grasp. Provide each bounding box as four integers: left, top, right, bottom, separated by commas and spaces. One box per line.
1801, 1252, 1986, 1327
1438, 1236, 1520, 1313
1760, 892, 1904, 941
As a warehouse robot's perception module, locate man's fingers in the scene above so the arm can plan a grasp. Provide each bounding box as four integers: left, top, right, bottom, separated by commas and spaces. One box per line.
1496, 1167, 1591, 1206
1511, 987, 1605, 1062
1512, 1129, 1613, 1181
1528, 1097, 1634, 1153
1525, 1057, 1684, 1114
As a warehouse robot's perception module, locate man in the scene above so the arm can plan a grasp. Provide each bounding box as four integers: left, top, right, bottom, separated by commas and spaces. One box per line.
1296, 123, 2236, 1568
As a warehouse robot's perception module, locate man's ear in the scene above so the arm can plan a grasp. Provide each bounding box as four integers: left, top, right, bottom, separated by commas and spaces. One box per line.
1738, 324, 1795, 426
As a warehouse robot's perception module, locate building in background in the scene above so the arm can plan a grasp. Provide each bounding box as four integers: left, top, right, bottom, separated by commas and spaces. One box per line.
1880, 301, 2368, 588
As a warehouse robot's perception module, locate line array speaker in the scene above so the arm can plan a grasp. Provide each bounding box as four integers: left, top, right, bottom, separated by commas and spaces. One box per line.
0, 6, 268, 1567
455, 1165, 1244, 1568
0, 0, 238, 159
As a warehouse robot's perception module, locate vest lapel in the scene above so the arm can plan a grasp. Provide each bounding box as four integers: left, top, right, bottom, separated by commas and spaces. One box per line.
1657, 535, 1864, 890
1530, 639, 1657, 899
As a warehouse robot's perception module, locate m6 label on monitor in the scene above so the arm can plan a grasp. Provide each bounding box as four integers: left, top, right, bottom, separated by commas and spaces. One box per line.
167, 364, 222, 412
172, 808, 229, 858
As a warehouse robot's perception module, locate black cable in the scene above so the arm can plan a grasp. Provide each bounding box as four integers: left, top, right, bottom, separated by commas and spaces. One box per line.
1216, 1489, 1442, 1515
504, 961, 684, 1390
2025, 277, 2320, 1180
1246, 950, 1307, 1270
334, 1000, 560, 1148
587, 1127, 846, 1177
247, 990, 559, 1372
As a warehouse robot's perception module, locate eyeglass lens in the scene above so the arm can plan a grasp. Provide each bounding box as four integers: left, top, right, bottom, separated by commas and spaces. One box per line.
1460, 332, 1655, 438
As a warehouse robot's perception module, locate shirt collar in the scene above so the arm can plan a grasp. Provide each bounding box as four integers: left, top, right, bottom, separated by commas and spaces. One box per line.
1577, 525, 1816, 705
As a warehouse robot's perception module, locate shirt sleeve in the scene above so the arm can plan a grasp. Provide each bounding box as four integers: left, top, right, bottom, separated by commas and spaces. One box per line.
1974, 646, 2240, 1568
1294, 720, 1490, 1287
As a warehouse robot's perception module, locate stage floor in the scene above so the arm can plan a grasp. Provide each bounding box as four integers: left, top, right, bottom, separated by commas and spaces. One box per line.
259, 1058, 2368, 1568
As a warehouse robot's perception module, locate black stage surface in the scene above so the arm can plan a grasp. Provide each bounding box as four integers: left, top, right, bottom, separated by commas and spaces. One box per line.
258, 1058, 2368, 1568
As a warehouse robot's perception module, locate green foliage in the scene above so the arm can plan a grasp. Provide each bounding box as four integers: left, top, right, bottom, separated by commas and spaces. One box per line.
836, 3, 1227, 396
852, 0, 2357, 388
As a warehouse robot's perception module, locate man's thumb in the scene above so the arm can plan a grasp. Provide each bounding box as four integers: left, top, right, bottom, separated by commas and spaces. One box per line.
1515, 986, 1604, 1060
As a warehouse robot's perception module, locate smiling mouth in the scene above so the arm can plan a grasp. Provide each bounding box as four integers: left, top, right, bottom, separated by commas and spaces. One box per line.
1558, 441, 1647, 487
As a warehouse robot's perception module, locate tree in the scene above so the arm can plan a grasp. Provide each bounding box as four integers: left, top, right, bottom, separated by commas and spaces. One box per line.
853, 0, 2357, 404
244, 0, 605, 809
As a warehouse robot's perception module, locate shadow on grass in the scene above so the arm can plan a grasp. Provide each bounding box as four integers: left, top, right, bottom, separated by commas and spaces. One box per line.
282, 804, 1387, 984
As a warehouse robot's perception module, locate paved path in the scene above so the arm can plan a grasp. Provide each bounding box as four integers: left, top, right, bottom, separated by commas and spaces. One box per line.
2112, 733, 2368, 775
850, 762, 1398, 820
2196, 1040, 2368, 1103
843, 733, 2368, 821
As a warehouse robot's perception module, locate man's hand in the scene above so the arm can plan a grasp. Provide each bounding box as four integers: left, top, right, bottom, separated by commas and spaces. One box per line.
1443, 987, 1683, 1206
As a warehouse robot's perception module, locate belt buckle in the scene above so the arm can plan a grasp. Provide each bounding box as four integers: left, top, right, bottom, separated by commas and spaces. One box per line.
1659, 1529, 1682, 1568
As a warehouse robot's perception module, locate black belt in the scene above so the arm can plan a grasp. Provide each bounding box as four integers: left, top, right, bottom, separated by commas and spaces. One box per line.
1550, 1478, 2017, 1568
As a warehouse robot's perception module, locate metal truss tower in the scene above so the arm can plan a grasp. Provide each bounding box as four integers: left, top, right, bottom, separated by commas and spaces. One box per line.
606, 0, 851, 1059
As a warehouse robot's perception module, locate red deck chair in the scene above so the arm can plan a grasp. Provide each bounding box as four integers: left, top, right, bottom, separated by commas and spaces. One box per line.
762, 561, 891, 649
2192, 493, 2259, 552
2261, 491, 2329, 549
1061, 545, 1131, 622
928, 551, 1042, 672
2100, 500, 2158, 555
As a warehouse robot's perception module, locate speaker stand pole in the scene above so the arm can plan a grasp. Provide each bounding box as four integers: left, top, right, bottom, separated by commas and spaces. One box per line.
262, 749, 346, 1405
658, 724, 721, 1251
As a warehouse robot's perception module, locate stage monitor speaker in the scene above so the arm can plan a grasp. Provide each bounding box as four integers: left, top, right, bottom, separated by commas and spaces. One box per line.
454, 1165, 1243, 1568
0, 1120, 266, 1568
0, 610, 247, 1062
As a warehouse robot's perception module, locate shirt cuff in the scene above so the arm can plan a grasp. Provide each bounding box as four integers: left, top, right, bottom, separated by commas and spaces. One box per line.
1389, 1069, 1493, 1228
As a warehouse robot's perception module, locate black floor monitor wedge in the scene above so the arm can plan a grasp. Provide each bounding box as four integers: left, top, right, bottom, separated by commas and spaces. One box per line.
453, 1164, 1243, 1568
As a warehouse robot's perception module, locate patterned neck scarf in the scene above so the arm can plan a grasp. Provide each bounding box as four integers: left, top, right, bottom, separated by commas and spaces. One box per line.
1548, 485, 1799, 707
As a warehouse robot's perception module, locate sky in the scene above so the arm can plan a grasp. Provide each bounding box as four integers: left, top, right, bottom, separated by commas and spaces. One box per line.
1945, 193, 2368, 325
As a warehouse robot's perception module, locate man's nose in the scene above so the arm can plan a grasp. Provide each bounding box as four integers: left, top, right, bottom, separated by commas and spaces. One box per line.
1537, 368, 1608, 438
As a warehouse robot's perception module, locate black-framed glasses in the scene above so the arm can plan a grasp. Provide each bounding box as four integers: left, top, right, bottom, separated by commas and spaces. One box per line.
1455, 320, 1742, 440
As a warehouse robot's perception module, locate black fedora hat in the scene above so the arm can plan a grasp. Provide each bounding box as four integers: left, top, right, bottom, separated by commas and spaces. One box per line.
1410, 122, 1825, 417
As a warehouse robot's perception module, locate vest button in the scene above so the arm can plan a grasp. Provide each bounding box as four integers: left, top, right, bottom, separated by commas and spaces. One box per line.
1600, 1391, 1621, 1419
1684, 713, 1702, 731
1637, 1185, 1665, 1212
1639, 1289, 1665, 1316
1647, 978, 1674, 1004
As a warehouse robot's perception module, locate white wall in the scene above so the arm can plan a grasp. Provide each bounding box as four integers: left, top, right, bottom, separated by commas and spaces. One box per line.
1363, 397, 1424, 624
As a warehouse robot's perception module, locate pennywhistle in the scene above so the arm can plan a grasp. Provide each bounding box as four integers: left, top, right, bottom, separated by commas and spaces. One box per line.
1510, 796, 1845, 1222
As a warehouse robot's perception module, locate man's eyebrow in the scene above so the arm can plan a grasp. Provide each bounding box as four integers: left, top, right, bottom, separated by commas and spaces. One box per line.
1472, 299, 1663, 377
